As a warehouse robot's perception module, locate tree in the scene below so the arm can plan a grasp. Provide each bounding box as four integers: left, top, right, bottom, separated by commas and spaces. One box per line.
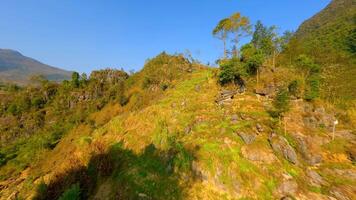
295, 55, 321, 101
273, 88, 290, 117
240, 43, 264, 85
218, 58, 247, 86
213, 18, 232, 59
229, 13, 251, 57
71, 72, 80, 88
251, 20, 279, 66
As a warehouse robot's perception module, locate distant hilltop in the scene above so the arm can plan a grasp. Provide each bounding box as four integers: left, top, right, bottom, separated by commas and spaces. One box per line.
0, 49, 72, 85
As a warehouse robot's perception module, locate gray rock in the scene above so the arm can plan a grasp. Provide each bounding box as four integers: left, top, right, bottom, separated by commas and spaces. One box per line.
293, 133, 323, 165
195, 85, 201, 92
241, 145, 277, 164
216, 90, 238, 105
256, 123, 264, 133
269, 134, 298, 164
254, 83, 276, 96
278, 180, 298, 196
237, 132, 256, 144
231, 114, 239, 124
306, 169, 326, 187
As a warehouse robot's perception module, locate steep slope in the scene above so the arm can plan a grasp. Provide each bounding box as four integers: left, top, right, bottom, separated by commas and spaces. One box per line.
1, 67, 354, 200
293, 0, 356, 107
295, 0, 355, 60
0, 49, 71, 85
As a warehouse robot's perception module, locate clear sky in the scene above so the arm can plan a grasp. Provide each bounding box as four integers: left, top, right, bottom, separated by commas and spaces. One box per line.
0, 0, 331, 74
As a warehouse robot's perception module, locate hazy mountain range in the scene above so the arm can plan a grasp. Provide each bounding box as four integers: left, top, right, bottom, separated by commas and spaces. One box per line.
0, 49, 71, 85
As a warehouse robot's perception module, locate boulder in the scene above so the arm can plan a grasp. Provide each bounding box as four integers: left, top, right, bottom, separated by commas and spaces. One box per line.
256, 123, 264, 133
216, 90, 238, 105
292, 133, 323, 165
306, 169, 326, 187
241, 145, 277, 164
237, 132, 256, 144
254, 84, 276, 96
269, 134, 298, 164
278, 180, 298, 196
231, 114, 239, 124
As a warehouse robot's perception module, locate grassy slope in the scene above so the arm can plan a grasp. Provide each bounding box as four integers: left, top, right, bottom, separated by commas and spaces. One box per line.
2, 67, 355, 199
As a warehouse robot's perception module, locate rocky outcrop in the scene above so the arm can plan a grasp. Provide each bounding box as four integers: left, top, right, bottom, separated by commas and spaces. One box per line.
292, 132, 323, 165
237, 132, 256, 144
277, 179, 298, 197
254, 83, 276, 97
241, 145, 277, 164
269, 133, 298, 164
216, 90, 238, 105
306, 169, 327, 187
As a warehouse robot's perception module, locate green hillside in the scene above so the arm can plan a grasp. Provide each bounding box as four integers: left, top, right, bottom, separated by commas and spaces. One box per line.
292, 0, 356, 107
0, 1, 355, 200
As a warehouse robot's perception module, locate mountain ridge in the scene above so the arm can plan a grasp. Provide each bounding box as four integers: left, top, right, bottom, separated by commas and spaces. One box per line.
0, 49, 72, 85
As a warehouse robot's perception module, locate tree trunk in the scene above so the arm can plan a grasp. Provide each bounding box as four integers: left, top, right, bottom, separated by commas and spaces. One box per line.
256, 68, 259, 87
273, 50, 276, 68
235, 34, 239, 58
223, 39, 227, 59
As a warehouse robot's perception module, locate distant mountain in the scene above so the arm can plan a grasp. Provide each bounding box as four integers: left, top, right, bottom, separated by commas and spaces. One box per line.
0, 49, 72, 85
294, 0, 356, 105
295, 0, 356, 62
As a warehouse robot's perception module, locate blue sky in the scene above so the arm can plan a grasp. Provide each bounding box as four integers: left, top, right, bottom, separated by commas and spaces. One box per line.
0, 0, 331, 74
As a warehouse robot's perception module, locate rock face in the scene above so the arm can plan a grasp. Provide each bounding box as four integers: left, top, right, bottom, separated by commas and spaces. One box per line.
241, 145, 277, 164
269, 134, 298, 164
292, 132, 323, 165
255, 123, 264, 133
306, 169, 326, 187
254, 83, 276, 97
216, 90, 238, 105
277, 180, 298, 196
237, 131, 256, 144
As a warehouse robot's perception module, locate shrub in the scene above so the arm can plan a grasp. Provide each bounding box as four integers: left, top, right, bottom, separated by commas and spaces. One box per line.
305, 74, 320, 101
273, 88, 290, 117
58, 183, 81, 200
218, 58, 246, 85
288, 79, 303, 98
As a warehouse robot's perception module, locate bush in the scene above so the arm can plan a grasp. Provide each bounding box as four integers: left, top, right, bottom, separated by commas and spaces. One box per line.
305, 74, 320, 101
218, 58, 246, 85
58, 183, 81, 200
288, 79, 303, 98
272, 88, 290, 117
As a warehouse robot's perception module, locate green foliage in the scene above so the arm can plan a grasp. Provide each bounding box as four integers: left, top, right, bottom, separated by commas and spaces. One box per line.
288, 79, 303, 98
272, 88, 290, 117
240, 44, 264, 75
141, 52, 192, 90
305, 74, 320, 101
294, 55, 321, 101
71, 72, 80, 88
35, 181, 48, 200
251, 20, 277, 56
58, 183, 81, 200
218, 58, 246, 85
0, 68, 130, 180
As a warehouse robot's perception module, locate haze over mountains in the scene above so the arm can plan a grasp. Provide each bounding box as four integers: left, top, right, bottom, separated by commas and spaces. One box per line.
0, 49, 71, 85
